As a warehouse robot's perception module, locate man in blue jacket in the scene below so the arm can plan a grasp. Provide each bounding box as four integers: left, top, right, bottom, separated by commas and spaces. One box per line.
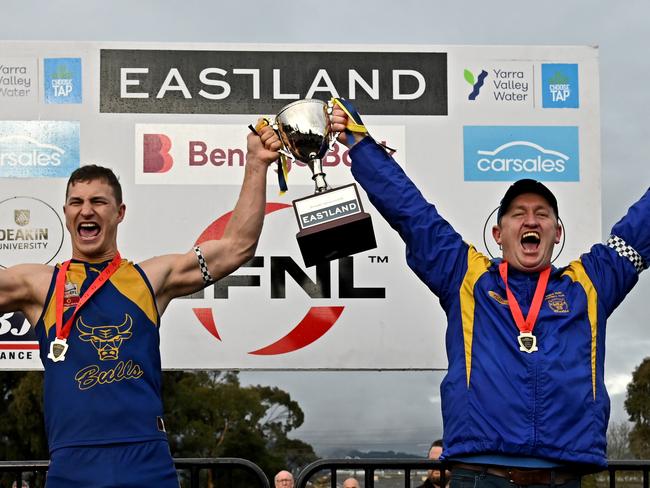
323, 103, 649, 487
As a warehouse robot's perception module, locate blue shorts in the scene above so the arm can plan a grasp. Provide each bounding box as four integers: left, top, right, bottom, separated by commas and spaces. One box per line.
46, 440, 179, 488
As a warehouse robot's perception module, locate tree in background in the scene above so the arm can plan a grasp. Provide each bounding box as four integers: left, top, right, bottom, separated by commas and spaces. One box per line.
0, 370, 316, 485
0, 371, 48, 487
625, 357, 650, 459
163, 370, 316, 478
607, 421, 633, 460
0, 371, 47, 461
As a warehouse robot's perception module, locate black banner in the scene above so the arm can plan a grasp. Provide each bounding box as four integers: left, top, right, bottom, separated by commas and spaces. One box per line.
0, 312, 36, 342
100, 49, 447, 115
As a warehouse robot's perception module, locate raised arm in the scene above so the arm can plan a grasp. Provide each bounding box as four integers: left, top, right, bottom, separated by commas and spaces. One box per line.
579, 187, 650, 314
331, 104, 470, 298
141, 126, 280, 314
0, 264, 54, 325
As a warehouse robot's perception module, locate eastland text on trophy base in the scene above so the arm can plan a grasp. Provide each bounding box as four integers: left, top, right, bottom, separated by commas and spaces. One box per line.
300, 201, 359, 227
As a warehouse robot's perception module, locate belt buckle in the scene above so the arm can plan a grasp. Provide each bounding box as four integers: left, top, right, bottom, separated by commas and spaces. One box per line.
507, 469, 515, 484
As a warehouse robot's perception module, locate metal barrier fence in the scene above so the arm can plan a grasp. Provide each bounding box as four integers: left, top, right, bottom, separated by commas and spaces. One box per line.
295, 459, 650, 488
0, 457, 270, 488
1, 458, 649, 488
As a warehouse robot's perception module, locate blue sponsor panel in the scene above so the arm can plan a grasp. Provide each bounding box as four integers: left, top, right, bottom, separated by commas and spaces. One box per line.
44, 57, 82, 104
0, 121, 80, 177
463, 126, 579, 181
542, 63, 579, 109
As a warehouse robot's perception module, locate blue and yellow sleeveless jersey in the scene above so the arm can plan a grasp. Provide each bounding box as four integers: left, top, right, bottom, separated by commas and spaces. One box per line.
35, 259, 167, 452
350, 137, 650, 469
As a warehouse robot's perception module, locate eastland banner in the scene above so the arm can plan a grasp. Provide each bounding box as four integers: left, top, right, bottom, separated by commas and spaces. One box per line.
0, 42, 600, 370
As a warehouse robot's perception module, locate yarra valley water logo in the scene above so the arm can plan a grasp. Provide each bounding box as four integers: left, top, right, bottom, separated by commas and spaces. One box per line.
464, 68, 488, 100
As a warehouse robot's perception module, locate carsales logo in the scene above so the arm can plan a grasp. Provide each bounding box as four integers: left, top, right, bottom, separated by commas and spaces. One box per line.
463, 125, 579, 182
0, 121, 80, 178
135, 123, 406, 186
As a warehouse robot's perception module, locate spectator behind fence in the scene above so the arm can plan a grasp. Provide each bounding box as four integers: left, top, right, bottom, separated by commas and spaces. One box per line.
319, 100, 650, 488
275, 470, 294, 488
343, 477, 360, 488
416, 439, 450, 488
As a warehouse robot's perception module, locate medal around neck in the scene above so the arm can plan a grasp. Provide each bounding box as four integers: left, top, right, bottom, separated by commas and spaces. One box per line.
48, 337, 68, 362
271, 98, 377, 267
517, 332, 538, 353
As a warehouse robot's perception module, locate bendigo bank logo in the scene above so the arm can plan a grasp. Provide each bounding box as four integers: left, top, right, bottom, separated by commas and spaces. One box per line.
189, 203, 386, 355
135, 123, 404, 186
143, 133, 173, 173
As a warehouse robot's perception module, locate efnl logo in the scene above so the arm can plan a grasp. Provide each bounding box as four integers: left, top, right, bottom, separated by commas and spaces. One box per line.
464, 126, 579, 181
44, 58, 82, 104
464, 68, 488, 100
542, 64, 579, 108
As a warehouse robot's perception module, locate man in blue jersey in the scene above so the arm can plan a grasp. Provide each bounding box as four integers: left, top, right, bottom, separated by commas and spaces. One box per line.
0, 126, 282, 487
312, 103, 650, 487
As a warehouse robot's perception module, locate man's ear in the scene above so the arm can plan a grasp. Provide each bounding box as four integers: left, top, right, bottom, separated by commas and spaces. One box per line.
492, 225, 502, 245
117, 203, 126, 223
555, 222, 562, 244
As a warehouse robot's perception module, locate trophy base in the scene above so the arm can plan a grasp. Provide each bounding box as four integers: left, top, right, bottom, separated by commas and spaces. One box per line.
293, 183, 377, 267
296, 212, 377, 267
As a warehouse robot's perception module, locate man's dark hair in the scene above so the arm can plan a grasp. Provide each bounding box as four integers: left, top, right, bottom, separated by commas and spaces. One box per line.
66, 165, 123, 205
430, 439, 443, 450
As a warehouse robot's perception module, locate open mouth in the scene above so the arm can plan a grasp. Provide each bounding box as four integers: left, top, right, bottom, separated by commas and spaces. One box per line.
521, 231, 540, 252
78, 222, 101, 240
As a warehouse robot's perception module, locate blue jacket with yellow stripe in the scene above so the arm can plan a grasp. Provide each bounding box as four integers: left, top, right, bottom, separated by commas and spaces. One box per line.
350, 137, 650, 468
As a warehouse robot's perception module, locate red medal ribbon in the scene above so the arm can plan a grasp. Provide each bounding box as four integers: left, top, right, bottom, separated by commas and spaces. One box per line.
498, 261, 550, 334
54, 253, 122, 341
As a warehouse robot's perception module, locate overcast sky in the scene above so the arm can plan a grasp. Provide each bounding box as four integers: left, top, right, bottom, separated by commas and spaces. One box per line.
2, 0, 649, 456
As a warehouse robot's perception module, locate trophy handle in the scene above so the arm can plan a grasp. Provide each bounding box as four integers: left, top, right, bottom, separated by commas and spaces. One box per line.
270, 121, 296, 162
325, 99, 340, 153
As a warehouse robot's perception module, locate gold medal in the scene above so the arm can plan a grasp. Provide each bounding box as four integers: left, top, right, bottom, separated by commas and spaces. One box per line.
48, 337, 68, 362
517, 332, 538, 353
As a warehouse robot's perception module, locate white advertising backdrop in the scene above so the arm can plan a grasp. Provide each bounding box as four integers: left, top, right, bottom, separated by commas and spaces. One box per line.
0, 42, 600, 370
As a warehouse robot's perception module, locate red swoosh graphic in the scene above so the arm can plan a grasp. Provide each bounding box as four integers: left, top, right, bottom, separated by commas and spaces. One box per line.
192, 203, 291, 341
192, 308, 221, 341
248, 306, 344, 355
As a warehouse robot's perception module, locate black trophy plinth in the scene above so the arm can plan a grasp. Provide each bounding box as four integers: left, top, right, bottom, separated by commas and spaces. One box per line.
293, 183, 377, 267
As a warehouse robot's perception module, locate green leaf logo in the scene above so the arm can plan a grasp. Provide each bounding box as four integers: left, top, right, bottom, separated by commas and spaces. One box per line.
464, 69, 475, 86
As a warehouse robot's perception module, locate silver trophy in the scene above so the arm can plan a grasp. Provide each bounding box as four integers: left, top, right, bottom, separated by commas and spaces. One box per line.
274, 98, 333, 193
270, 98, 377, 267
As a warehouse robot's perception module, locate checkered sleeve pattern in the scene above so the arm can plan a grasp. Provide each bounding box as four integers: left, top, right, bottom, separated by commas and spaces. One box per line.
606, 235, 647, 273
193, 246, 215, 284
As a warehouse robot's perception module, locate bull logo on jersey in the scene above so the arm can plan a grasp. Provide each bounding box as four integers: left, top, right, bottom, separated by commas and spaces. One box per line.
546, 291, 570, 313
76, 315, 133, 361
